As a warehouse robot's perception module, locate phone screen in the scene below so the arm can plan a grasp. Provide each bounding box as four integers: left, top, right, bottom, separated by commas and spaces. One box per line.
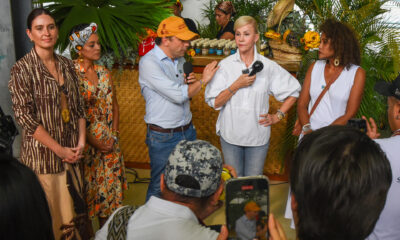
225, 176, 269, 240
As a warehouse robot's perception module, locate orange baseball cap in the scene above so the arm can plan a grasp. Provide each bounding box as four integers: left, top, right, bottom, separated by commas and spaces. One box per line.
244, 201, 261, 212
157, 16, 199, 40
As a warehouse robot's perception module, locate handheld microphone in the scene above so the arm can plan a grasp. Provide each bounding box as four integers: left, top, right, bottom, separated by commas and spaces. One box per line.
248, 61, 263, 76
183, 62, 193, 83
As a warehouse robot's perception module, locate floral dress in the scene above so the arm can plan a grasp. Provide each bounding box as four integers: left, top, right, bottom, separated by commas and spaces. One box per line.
74, 62, 127, 218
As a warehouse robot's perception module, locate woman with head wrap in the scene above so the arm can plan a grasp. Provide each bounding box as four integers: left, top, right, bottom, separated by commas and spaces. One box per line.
69, 23, 127, 228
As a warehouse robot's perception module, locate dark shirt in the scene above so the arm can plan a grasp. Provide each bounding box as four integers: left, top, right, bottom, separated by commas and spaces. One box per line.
184, 18, 199, 34
216, 20, 234, 39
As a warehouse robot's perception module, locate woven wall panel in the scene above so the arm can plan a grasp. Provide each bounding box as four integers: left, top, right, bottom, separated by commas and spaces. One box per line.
112, 70, 291, 174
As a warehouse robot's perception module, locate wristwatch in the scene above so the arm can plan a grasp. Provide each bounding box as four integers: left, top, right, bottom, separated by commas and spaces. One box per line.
276, 109, 285, 121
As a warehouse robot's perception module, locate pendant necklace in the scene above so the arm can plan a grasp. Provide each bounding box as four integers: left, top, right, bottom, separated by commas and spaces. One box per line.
54, 60, 70, 123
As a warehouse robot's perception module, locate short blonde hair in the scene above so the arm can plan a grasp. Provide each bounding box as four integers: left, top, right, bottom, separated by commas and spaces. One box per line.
234, 16, 258, 33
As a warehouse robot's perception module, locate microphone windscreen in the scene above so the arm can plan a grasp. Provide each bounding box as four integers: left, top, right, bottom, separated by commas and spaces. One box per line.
183, 62, 193, 75
248, 61, 264, 76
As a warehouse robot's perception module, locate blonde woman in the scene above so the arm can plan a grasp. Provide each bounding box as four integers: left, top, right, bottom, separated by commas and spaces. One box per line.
205, 16, 301, 177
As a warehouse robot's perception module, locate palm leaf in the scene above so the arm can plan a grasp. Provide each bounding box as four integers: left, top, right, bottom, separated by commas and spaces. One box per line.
36, 0, 172, 57
294, 0, 400, 131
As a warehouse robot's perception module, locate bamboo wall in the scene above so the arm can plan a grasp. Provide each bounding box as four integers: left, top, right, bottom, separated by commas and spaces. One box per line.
113, 69, 294, 175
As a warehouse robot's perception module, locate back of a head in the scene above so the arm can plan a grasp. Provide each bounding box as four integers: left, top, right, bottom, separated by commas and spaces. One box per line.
164, 140, 223, 199
0, 154, 54, 240
290, 126, 392, 240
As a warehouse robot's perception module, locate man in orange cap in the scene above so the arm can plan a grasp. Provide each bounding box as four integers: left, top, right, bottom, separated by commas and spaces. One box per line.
235, 201, 268, 240
139, 16, 219, 201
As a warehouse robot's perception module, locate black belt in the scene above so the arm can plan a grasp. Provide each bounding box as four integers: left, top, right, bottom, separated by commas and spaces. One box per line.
148, 122, 191, 133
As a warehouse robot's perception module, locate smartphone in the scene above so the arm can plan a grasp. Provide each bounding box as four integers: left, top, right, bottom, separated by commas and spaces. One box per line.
347, 118, 367, 133
225, 176, 269, 240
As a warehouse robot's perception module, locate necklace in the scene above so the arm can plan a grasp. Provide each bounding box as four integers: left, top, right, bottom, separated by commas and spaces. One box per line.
54, 60, 70, 123
392, 129, 400, 137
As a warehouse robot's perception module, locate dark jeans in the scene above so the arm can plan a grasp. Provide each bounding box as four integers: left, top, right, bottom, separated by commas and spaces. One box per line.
145, 123, 196, 201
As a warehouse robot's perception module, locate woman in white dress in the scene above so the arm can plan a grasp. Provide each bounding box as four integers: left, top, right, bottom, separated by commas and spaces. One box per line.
205, 16, 301, 177
285, 18, 366, 228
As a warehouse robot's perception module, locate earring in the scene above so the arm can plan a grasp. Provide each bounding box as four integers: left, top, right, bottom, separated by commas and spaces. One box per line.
78, 53, 84, 63
334, 57, 340, 67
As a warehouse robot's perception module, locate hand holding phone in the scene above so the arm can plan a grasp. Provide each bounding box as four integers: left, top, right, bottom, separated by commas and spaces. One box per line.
225, 176, 269, 240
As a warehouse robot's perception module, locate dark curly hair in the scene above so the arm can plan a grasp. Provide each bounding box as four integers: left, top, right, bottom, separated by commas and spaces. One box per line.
319, 19, 361, 69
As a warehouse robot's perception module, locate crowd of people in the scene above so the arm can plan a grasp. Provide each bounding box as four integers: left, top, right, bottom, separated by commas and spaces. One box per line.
1, 1, 399, 239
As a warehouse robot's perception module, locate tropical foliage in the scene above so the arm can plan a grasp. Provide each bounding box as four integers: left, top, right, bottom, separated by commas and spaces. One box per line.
198, 0, 275, 38
37, 0, 172, 58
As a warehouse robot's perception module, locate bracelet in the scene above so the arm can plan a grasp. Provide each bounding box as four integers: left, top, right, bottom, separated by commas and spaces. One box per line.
227, 87, 234, 94
302, 123, 312, 133
200, 79, 205, 89
112, 129, 120, 138
276, 109, 285, 121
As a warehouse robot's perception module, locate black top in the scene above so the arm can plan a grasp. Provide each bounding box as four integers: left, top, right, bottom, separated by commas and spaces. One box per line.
184, 18, 199, 34
216, 20, 234, 39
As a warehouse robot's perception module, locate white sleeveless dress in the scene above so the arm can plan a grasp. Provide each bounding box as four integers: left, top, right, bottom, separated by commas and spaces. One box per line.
284, 60, 359, 228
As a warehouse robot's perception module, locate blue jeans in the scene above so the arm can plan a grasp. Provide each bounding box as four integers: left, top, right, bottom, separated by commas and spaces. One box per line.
145, 124, 196, 201
220, 137, 269, 177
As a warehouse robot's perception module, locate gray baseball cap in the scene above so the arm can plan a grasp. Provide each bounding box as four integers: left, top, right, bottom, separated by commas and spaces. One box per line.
164, 140, 223, 198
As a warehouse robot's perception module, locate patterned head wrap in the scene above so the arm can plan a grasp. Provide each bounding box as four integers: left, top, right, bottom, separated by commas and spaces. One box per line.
69, 22, 97, 52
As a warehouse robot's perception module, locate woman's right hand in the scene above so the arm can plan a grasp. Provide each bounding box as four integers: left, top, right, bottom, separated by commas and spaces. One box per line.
234, 74, 256, 89
59, 147, 80, 163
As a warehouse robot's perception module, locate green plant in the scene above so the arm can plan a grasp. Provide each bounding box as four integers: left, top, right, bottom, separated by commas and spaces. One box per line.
37, 0, 171, 58
198, 0, 275, 38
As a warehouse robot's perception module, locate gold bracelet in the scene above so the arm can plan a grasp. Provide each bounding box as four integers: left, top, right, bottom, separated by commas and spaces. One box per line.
200, 79, 205, 89
112, 130, 120, 138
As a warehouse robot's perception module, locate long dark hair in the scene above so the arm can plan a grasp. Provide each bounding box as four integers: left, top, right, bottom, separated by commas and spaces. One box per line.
0, 153, 54, 240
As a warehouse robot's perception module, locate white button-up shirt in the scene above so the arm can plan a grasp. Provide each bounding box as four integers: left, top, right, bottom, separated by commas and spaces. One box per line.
205, 47, 301, 146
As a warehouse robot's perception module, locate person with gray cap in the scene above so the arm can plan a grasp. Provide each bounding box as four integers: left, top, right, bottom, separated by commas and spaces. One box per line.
363, 73, 400, 240
95, 140, 229, 240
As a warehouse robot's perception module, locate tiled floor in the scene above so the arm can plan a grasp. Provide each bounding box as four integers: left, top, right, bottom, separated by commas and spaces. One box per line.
94, 168, 296, 240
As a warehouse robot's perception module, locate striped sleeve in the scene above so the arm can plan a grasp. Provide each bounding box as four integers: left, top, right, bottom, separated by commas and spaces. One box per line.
9, 64, 40, 135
